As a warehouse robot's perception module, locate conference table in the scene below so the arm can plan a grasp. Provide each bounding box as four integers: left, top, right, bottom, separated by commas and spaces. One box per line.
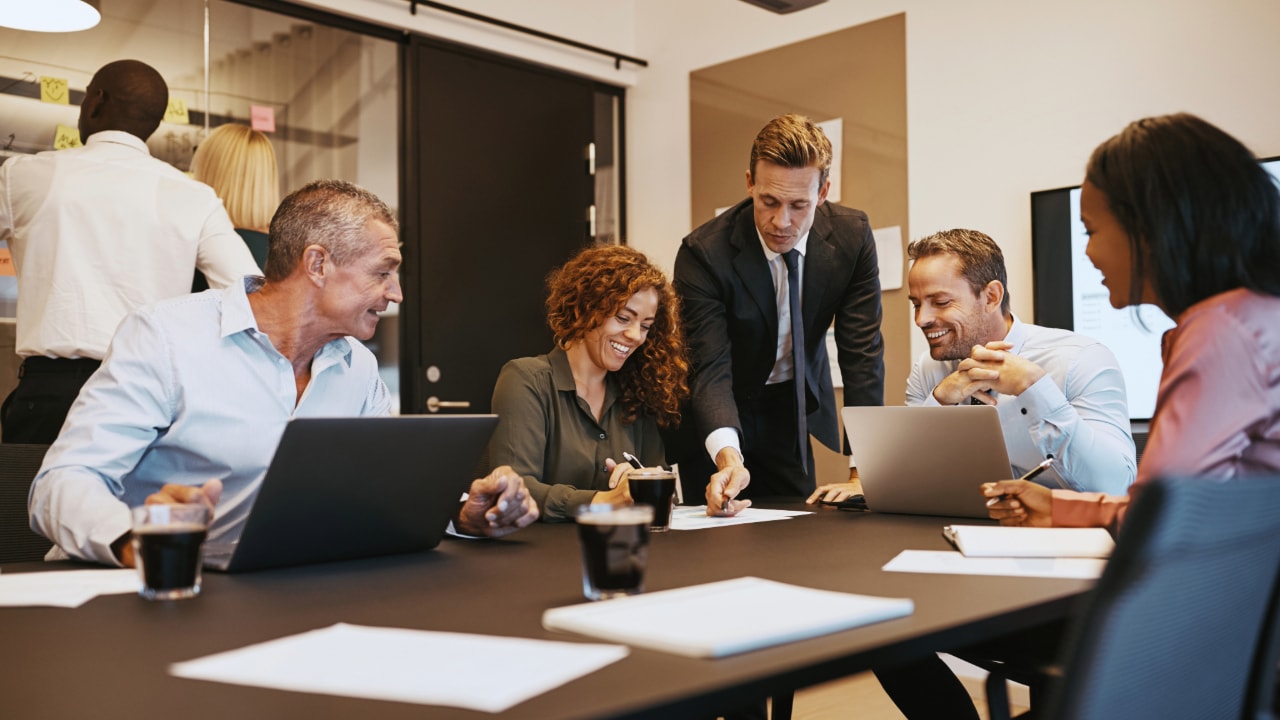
1, 504, 1094, 719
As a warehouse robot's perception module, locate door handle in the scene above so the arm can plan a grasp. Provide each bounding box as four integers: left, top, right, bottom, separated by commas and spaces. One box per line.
426, 397, 472, 413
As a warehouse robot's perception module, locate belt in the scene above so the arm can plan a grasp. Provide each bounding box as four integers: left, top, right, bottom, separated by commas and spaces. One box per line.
18, 356, 102, 377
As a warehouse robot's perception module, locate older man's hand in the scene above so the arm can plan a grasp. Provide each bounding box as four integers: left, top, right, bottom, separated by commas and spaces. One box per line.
456, 466, 538, 537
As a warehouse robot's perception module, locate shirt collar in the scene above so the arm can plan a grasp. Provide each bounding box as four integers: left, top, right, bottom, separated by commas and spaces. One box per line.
219, 276, 354, 368
548, 346, 577, 392
1003, 314, 1028, 354
755, 228, 810, 263
547, 345, 619, 409
85, 130, 151, 155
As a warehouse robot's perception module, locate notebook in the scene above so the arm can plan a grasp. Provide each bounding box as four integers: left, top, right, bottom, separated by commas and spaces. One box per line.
206, 415, 498, 573
841, 405, 1012, 519
943, 525, 1116, 558
542, 577, 913, 658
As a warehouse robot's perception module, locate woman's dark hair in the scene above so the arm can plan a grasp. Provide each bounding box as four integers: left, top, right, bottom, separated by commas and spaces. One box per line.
1085, 113, 1280, 317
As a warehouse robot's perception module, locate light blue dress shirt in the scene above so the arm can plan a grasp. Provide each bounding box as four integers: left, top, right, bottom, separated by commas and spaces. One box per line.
28, 277, 391, 565
905, 316, 1136, 493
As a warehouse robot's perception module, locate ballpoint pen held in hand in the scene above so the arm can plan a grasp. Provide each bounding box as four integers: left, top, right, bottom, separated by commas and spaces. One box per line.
986, 457, 1054, 507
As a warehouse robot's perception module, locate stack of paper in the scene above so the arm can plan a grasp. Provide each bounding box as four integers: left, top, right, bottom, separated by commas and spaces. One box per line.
542, 576, 913, 658
942, 525, 1115, 558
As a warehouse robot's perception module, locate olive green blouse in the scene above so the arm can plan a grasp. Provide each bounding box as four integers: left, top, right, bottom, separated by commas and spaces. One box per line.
487, 347, 667, 521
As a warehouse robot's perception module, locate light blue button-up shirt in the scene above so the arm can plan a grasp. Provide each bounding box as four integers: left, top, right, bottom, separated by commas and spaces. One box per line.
906, 316, 1136, 493
29, 277, 391, 565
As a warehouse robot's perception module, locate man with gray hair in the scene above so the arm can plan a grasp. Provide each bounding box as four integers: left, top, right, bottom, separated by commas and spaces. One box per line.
30, 180, 537, 567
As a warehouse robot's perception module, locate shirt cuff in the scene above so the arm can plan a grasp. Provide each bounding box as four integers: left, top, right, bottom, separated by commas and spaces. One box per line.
1013, 374, 1070, 421
704, 427, 741, 463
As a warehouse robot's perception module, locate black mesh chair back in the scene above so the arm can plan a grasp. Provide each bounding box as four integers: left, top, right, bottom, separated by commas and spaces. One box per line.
1045, 474, 1280, 720
0, 443, 53, 563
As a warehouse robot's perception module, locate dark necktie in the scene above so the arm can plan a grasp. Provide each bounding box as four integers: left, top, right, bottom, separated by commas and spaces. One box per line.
782, 249, 808, 471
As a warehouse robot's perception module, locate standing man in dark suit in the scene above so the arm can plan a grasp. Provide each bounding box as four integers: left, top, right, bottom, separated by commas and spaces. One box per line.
673, 113, 885, 515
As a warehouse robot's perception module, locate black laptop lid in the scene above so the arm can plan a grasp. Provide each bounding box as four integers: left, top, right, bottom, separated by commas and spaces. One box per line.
212, 415, 497, 573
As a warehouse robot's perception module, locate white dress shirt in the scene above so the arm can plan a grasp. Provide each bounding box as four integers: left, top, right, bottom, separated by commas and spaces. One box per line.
0, 130, 261, 360
906, 316, 1136, 493
28, 278, 391, 566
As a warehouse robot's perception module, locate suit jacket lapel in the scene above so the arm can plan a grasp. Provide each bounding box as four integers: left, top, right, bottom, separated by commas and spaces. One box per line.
802, 204, 837, 330
729, 206, 778, 329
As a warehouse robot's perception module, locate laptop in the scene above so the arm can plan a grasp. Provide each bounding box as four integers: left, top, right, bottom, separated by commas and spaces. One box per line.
207, 414, 498, 573
841, 405, 1012, 519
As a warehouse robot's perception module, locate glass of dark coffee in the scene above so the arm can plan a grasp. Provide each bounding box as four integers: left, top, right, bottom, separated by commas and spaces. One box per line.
131, 504, 211, 601
626, 469, 677, 532
574, 504, 653, 601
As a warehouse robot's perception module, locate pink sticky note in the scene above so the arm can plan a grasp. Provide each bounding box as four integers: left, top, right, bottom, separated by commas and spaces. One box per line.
250, 105, 276, 133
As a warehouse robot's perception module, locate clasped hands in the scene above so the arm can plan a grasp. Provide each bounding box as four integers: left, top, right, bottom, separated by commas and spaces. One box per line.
932, 341, 1046, 406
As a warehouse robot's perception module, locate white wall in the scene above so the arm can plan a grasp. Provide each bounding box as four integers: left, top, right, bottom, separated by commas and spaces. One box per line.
304, 0, 1280, 360
628, 0, 1280, 361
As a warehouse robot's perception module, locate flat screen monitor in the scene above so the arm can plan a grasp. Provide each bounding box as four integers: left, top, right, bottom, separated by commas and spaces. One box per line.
1032, 156, 1280, 421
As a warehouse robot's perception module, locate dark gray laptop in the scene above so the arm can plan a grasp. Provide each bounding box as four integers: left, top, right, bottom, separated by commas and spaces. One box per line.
207, 415, 497, 573
842, 405, 1011, 519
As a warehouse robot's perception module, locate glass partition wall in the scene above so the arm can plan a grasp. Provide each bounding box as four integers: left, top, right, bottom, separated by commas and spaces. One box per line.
0, 0, 401, 406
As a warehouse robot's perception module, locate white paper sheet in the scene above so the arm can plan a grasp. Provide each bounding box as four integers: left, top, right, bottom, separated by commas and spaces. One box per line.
543, 576, 913, 658
0, 568, 140, 608
169, 623, 628, 713
882, 549, 1106, 580
872, 225, 904, 290
669, 505, 810, 530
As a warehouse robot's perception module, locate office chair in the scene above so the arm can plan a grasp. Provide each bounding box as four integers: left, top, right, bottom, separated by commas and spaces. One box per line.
984, 474, 1280, 720
0, 443, 52, 563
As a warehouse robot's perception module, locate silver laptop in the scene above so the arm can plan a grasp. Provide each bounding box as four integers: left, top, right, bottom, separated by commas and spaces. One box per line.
841, 405, 1011, 519
207, 415, 497, 573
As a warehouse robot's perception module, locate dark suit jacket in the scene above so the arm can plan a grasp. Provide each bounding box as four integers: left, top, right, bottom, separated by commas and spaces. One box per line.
673, 197, 885, 464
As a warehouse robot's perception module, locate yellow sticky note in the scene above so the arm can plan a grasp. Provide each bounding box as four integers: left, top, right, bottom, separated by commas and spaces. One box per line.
163, 98, 190, 125
54, 124, 82, 150
0, 248, 14, 276
40, 76, 70, 104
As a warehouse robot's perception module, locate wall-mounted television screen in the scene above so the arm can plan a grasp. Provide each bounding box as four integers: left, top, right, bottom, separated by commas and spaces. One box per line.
1031, 156, 1280, 421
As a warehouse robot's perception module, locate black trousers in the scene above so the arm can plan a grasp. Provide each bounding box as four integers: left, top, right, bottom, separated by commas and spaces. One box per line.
1, 357, 100, 444
677, 380, 817, 502
873, 619, 1068, 719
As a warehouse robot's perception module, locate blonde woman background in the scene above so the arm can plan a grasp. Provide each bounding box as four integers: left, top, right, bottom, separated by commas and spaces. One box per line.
191, 123, 279, 291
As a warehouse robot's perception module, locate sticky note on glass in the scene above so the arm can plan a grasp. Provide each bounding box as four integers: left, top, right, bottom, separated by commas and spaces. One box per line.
250, 105, 275, 133
0, 248, 14, 277
40, 76, 70, 104
164, 98, 190, 125
54, 124, 83, 150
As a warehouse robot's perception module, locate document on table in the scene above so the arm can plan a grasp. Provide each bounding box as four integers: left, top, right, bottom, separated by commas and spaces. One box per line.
669, 506, 810, 530
169, 624, 628, 713
942, 525, 1115, 558
883, 550, 1107, 580
0, 568, 140, 608
543, 576, 913, 658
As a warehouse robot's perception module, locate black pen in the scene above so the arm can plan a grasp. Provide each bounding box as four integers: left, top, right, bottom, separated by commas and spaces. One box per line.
986, 458, 1054, 507
622, 451, 642, 469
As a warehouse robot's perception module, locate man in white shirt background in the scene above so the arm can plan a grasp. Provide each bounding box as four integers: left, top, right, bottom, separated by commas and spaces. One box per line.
0, 58, 260, 443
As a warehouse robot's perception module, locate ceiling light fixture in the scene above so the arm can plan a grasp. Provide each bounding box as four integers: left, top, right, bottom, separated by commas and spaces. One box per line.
0, 0, 101, 32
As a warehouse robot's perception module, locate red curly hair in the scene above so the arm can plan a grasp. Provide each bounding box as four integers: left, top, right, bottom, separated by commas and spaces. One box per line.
546, 245, 690, 428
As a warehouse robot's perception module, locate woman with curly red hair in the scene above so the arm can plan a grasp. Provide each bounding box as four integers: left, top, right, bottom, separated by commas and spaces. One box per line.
486, 244, 690, 521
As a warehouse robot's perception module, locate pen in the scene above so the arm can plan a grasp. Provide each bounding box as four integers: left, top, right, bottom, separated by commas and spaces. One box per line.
622, 451, 642, 469
986, 458, 1055, 507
